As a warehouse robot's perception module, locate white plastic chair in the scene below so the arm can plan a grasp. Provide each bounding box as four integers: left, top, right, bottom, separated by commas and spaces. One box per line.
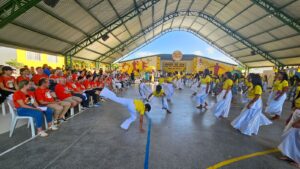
7, 100, 35, 138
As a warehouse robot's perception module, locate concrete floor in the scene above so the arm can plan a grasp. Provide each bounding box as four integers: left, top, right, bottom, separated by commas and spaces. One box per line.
0, 84, 296, 169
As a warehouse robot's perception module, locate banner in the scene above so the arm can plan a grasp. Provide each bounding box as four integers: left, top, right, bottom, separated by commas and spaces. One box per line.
162, 62, 186, 72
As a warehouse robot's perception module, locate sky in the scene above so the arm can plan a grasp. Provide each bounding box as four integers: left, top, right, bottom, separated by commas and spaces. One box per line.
115, 31, 237, 65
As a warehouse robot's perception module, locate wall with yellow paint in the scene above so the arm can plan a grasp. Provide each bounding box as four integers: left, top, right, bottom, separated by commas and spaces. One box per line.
16, 49, 65, 68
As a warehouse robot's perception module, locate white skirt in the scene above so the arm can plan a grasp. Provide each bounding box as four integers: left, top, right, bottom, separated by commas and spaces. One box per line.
191, 82, 199, 93
265, 93, 287, 116
266, 91, 275, 106
263, 82, 268, 92
278, 128, 300, 164
231, 98, 272, 136
214, 90, 232, 118
196, 84, 209, 106
241, 92, 249, 104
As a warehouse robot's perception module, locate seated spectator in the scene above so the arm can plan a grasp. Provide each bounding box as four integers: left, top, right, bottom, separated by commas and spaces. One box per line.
66, 75, 89, 108
17, 68, 30, 84
83, 75, 100, 107
32, 67, 48, 86
13, 80, 58, 137
43, 64, 51, 77
49, 69, 62, 83
35, 78, 71, 123
55, 78, 82, 108
0, 66, 17, 103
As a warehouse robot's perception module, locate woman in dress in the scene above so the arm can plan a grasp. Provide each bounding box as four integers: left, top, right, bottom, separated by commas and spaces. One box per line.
214, 72, 233, 118
196, 69, 211, 110
265, 71, 289, 120
278, 91, 300, 168
231, 74, 272, 136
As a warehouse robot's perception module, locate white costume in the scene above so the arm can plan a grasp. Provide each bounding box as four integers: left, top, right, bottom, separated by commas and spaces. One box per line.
100, 87, 140, 130
139, 82, 152, 100
265, 93, 287, 116
231, 98, 272, 136
278, 110, 300, 164
214, 90, 232, 118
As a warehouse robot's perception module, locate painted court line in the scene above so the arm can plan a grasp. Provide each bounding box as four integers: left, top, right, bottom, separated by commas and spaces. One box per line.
206, 148, 280, 169
144, 114, 152, 169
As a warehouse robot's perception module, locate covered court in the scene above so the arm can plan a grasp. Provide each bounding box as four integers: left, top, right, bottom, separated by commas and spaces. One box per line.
0, 0, 300, 169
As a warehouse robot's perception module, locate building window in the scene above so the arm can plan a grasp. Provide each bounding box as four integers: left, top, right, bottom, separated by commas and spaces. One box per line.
26, 51, 41, 61
47, 55, 57, 63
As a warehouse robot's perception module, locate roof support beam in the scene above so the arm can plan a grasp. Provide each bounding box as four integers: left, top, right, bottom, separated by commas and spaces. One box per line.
74, 0, 123, 45
251, 0, 300, 33
133, 0, 147, 42
99, 11, 284, 66
97, 11, 284, 66
64, 0, 159, 57
0, 0, 41, 28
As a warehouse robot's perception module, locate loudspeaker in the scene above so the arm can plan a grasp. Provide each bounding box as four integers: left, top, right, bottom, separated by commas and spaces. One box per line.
102, 34, 109, 41
43, 0, 60, 8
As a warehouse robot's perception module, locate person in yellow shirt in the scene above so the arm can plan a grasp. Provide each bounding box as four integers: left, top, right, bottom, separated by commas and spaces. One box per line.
278, 84, 300, 168
241, 74, 254, 104
148, 85, 171, 114
231, 74, 272, 136
196, 69, 211, 110
214, 72, 233, 118
265, 71, 289, 120
267, 73, 280, 106
99, 87, 151, 132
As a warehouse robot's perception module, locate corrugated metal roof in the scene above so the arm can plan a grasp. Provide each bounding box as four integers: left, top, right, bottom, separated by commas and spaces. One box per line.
0, 0, 299, 67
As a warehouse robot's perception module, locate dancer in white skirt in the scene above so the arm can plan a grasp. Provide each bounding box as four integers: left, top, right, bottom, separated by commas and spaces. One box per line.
164, 76, 174, 102
241, 75, 253, 104
139, 79, 152, 101
278, 95, 300, 168
231, 74, 272, 136
148, 84, 172, 114
191, 75, 200, 97
214, 72, 233, 118
265, 71, 289, 120
262, 75, 268, 92
196, 69, 211, 110
100, 87, 151, 132
267, 74, 280, 106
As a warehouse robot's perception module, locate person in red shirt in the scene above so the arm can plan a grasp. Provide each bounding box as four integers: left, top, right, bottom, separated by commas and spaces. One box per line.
35, 78, 71, 123
55, 78, 82, 108
83, 75, 100, 106
66, 75, 89, 108
0, 66, 18, 103
32, 67, 48, 85
16, 68, 30, 84
49, 69, 61, 83
13, 80, 58, 137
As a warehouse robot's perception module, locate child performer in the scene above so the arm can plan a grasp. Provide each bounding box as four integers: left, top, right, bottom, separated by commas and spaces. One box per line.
231, 74, 272, 136
196, 69, 211, 110
278, 91, 300, 168
148, 85, 172, 114
214, 72, 233, 118
139, 79, 152, 102
99, 87, 151, 132
265, 71, 289, 120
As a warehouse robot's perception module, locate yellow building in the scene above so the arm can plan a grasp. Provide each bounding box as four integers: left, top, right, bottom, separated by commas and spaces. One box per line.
118, 54, 237, 75
16, 49, 65, 68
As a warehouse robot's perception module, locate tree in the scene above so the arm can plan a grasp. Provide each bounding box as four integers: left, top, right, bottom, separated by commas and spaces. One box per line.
5, 59, 23, 69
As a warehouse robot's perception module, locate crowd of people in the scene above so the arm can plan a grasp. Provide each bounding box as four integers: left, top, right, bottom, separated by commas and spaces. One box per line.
138, 69, 300, 168
0, 64, 299, 168
0, 64, 133, 137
